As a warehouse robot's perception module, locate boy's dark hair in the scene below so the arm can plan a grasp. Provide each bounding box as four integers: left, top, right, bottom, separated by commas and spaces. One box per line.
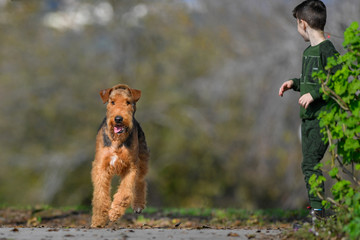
292, 0, 326, 31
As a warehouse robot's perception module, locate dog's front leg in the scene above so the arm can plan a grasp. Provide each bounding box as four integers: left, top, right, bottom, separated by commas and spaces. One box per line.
91, 165, 112, 228
132, 176, 147, 214
132, 160, 148, 214
108, 169, 136, 222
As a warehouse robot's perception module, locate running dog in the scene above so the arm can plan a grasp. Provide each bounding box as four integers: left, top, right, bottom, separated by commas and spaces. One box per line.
91, 84, 149, 228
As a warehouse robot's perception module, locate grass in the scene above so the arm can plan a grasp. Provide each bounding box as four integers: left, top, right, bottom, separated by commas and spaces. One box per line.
142, 207, 308, 221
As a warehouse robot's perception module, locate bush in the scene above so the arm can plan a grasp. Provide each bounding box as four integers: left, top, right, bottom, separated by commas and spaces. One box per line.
310, 22, 360, 239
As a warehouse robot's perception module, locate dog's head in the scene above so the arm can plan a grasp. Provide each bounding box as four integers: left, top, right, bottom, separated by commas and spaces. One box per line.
99, 84, 141, 141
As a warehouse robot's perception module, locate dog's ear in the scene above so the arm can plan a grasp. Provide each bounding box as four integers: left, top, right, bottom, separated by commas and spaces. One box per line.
99, 88, 112, 104
130, 88, 141, 102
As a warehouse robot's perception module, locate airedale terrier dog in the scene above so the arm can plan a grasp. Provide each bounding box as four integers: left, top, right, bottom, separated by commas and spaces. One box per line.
91, 84, 149, 228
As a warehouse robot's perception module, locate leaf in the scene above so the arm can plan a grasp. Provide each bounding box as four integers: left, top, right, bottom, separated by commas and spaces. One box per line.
348, 79, 360, 95
329, 167, 339, 178
228, 232, 240, 237
344, 138, 360, 151
314, 163, 323, 170
355, 164, 360, 171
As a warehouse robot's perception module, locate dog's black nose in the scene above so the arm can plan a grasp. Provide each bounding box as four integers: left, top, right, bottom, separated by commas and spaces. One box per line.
114, 116, 123, 123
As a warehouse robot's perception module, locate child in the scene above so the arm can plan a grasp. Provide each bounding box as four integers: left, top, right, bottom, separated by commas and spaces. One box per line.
278, 0, 340, 219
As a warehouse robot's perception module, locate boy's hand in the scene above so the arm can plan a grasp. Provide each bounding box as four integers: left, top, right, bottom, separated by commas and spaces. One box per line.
299, 93, 314, 109
279, 80, 294, 97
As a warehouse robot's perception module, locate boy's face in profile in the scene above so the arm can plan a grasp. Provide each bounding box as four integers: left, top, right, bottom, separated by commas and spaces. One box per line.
297, 18, 310, 42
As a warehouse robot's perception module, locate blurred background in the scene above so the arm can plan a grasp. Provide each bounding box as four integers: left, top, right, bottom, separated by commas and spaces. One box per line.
0, 0, 359, 210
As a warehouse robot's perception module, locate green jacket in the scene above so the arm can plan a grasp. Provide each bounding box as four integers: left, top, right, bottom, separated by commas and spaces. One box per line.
292, 40, 339, 119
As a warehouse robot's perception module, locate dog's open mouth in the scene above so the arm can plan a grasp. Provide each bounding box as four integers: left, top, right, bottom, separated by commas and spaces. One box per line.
114, 125, 126, 134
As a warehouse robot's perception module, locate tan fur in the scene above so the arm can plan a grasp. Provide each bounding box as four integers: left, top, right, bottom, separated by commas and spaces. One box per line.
91, 84, 149, 228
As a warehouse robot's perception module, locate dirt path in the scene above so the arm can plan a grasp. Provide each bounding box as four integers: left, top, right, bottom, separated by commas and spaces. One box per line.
0, 208, 296, 239
0, 227, 283, 240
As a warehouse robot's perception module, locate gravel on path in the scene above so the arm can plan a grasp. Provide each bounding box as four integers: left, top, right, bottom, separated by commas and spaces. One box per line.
0, 227, 283, 240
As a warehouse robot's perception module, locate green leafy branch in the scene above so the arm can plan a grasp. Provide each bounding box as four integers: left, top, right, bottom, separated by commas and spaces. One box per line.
309, 21, 360, 240
321, 70, 350, 111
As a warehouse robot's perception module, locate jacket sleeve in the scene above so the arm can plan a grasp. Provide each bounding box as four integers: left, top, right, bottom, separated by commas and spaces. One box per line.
291, 78, 300, 92
309, 84, 322, 100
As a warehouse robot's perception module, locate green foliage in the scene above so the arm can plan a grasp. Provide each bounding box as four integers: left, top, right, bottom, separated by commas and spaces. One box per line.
315, 21, 360, 165
310, 22, 360, 239
308, 174, 326, 199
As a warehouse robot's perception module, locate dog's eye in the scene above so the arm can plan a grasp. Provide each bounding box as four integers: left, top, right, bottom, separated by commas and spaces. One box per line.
126, 101, 131, 105
111, 101, 115, 105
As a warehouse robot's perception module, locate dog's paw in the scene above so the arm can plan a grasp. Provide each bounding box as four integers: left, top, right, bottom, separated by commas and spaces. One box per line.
108, 208, 125, 222
91, 222, 105, 228
108, 209, 118, 222
132, 203, 145, 214
134, 207, 143, 214
91, 219, 108, 228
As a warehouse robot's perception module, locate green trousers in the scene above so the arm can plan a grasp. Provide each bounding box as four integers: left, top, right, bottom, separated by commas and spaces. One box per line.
301, 119, 328, 209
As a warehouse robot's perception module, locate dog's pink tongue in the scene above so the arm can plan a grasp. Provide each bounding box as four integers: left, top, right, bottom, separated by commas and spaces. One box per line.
114, 126, 121, 133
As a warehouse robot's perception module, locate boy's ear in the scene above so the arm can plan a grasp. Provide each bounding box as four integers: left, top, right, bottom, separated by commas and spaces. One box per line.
130, 88, 141, 102
99, 88, 112, 104
299, 19, 308, 29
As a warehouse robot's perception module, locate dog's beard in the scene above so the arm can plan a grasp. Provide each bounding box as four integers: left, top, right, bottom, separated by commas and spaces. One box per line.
107, 118, 133, 143
109, 123, 130, 143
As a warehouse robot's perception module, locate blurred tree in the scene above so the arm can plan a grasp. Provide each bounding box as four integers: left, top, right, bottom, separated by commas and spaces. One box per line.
0, 0, 358, 209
